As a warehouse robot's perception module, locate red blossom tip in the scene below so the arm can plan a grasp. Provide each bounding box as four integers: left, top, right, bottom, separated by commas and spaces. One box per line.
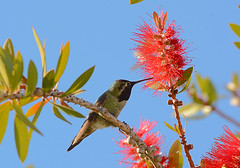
115, 118, 168, 167
202, 126, 240, 168
133, 10, 192, 94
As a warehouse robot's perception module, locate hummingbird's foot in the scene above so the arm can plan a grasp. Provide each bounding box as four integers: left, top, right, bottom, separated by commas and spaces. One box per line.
118, 121, 131, 135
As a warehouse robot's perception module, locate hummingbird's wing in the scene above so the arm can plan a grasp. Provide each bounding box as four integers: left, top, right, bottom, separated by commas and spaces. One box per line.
67, 92, 109, 151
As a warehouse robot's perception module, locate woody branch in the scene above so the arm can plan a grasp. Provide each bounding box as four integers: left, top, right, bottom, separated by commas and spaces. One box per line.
0, 88, 163, 168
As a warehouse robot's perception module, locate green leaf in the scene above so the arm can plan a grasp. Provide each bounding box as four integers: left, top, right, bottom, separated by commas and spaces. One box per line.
188, 114, 210, 120
71, 89, 85, 95
178, 72, 192, 94
177, 67, 193, 87
26, 60, 38, 96
233, 72, 239, 88
28, 101, 45, 140
49, 101, 85, 118
61, 66, 95, 97
12, 101, 43, 136
174, 124, 181, 135
178, 103, 203, 117
229, 23, 240, 38
130, 0, 143, 4
164, 121, 178, 134
32, 27, 46, 77
234, 42, 240, 49
179, 75, 192, 93
3, 38, 15, 62
168, 139, 183, 168
0, 101, 11, 144
42, 69, 55, 93
14, 114, 29, 163
11, 51, 23, 91
0, 47, 13, 90
19, 96, 40, 107
205, 78, 217, 104
54, 41, 70, 84
195, 73, 205, 94
52, 104, 72, 125
189, 84, 203, 104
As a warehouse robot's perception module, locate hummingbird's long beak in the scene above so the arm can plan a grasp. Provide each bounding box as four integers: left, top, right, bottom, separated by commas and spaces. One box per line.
131, 77, 153, 85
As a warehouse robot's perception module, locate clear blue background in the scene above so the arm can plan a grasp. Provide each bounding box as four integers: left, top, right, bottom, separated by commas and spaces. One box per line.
0, 0, 239, 167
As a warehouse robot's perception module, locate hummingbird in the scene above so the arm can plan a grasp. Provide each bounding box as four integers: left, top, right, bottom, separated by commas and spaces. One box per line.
67, 78, 151, 151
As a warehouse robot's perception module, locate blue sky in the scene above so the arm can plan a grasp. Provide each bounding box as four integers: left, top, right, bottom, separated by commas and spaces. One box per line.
0, 0, 239, 167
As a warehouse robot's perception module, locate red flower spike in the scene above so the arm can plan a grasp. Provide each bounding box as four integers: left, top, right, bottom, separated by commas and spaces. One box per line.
133, 10, 191, 93
202, 126, 240, 168
115, 118, 168, 168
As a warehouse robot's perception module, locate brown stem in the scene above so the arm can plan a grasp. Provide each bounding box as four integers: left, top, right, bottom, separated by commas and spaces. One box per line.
212, 106, 240, 127
187, 88, 240, 128
169, 89, 195, 168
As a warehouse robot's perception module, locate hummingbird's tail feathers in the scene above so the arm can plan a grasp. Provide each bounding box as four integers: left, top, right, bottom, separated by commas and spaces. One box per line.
67, 112, 98, 151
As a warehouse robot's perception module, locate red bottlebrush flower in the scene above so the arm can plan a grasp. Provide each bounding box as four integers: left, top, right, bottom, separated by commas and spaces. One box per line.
115, 118, 168, 167
202, 126, 240, 168
133, 10, 191, 92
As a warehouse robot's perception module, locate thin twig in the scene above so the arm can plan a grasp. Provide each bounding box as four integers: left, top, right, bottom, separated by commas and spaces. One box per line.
169, 88, 195, 168
187, 88, 240, 128
212, 106, 240, 127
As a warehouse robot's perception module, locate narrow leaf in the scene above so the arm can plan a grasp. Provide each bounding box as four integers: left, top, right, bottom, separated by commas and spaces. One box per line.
163, 12, 167, 27
0, 47, 13, 90
188, 114, 210, 120
32, 27, 46, 77
12, 101, 43, 136
61, 66, 95, 97
178, 103, 203, 117
229, 23, 240, 38
168, 139, 183, 168
28, 101, 45, 139
233, 72, 239, 88
130, 0, 143, 4
234, 42, 240, 49
42, 69, 55, 93
54, 41, 70, 84
52, 103, 72, 125
11, 51, 23, 91
183, 114, 187, 133
177, 67, 193, 87
190, 84, 203, 104
71, 89, 85, 95
3, 38, 15, 61
49, 101, 85, 118
164, 121, 178, 134
26, 60, 38, 96
195, 73, 210, 98
179, 71, 193, 94
205, 78, 217, 104
174, 124, 181, 135
0, 101, 11, 144
14, 114, 29, 163
19, 96, 40, 106
25, 100, 49, 117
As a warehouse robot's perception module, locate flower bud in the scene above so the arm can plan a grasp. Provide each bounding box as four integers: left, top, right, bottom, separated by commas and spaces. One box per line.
230, 97, 240, 106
